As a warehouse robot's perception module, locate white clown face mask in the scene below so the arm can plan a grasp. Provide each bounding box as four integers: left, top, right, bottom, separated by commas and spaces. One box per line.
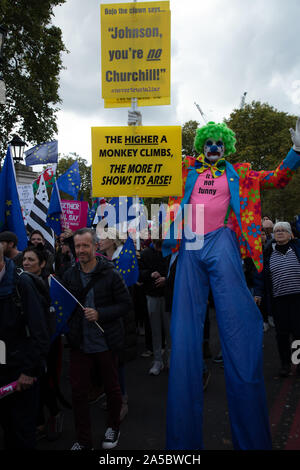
204, 139, 225, 162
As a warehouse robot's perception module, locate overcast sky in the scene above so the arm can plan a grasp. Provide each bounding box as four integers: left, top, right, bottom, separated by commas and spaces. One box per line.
52, 0, 300, 163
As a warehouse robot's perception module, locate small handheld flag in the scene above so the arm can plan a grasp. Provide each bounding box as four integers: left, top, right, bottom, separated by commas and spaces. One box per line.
50, 275, 104, 341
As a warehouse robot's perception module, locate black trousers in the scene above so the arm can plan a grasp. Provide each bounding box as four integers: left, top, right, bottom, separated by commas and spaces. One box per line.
0, 381, 39, 449
273, 293, 300, 366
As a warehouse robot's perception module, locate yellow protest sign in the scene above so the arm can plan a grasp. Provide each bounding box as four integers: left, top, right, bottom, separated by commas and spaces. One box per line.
101, 2, 170, 101
91, 126, 182, 197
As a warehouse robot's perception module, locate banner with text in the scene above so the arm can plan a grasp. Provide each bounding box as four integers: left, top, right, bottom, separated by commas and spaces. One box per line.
17, 184, 34, 225
101, 1, 170, 102
91, 126, 182, 197
61, 200, 88, 231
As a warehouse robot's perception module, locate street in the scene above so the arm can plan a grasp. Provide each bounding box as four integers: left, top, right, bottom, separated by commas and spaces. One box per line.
30, 307, 300, 451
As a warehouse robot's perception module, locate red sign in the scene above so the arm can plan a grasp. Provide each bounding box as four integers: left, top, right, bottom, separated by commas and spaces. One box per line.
61, 200, 88, 231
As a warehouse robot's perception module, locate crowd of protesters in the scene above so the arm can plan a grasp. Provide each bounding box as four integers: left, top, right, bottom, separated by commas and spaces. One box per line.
0, 214, 300, 450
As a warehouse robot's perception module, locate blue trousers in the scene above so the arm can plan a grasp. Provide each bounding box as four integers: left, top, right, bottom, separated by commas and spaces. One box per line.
166, 227, 272, 450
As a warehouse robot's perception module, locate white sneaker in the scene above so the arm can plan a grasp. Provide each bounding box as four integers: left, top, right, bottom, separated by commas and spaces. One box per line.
263, 322, 269, 332
149, 361, 164, 376
268, 316, 275, 327
70, 442, 92, 450
102, 427, 120, 449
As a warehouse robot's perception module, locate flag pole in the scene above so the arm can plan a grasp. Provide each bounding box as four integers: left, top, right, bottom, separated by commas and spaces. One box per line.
131, 0, 141, 252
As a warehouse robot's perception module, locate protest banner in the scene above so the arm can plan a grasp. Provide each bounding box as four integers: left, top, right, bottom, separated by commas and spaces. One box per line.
17, 184, 34, 225
101, 1, 170, 102
61, 200, 88, 231
91, 125, 182, 197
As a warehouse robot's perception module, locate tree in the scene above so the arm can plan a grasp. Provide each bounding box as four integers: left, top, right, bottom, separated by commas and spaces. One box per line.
181, 120, 199, 158
56, 154, 92, 203
0, 0, 67, 162
225, 101, 300, 221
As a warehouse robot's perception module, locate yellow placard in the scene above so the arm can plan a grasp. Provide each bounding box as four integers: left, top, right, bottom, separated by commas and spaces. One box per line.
104, 96, 170, 108
101, 2, 170, 101
91, 126, 182, 197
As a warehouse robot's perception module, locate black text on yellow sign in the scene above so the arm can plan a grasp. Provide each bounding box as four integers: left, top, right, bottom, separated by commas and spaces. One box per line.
101, 2, 170, 101
91, 126, 182, 197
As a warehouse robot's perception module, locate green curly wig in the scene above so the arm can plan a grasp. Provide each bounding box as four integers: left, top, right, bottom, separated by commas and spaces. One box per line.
194, 121, 237, 157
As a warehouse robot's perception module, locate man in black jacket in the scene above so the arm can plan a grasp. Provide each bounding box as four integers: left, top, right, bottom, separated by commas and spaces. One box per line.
0, 243, 50, 449
139, 237, 170, 375
62, 228, 132, 450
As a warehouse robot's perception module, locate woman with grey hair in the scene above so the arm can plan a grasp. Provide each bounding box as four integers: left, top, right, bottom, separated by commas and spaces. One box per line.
254, 221, 300, 377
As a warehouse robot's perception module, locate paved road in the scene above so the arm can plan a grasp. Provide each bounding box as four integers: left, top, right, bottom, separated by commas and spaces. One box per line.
1, 307, 300, 451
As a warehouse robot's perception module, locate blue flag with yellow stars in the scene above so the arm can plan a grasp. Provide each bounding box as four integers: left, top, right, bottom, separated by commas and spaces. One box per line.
25, 140, 58, 166
47, 181, 62, 236
57, 161, 81, 200
0, 147, 28, 250
87, 206, 96, 228
104, 197, 142, 227
49, 275, 78, 341
114, 236, 139, 287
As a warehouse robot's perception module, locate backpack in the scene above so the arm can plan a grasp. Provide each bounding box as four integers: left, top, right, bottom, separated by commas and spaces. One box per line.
13, 268, 56, 339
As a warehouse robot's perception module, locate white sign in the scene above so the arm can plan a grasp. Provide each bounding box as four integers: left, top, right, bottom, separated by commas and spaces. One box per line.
17, 184, 35, 225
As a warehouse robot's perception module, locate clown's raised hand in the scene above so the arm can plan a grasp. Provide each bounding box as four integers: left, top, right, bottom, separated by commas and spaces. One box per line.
290, 117, 300, 151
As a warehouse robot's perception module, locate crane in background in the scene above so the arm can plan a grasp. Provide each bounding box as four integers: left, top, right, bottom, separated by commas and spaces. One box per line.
194, 102, 208, 124
240, 92, 247, 108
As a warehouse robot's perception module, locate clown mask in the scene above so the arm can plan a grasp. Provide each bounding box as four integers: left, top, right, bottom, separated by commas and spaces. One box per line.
204, 139, 225, 162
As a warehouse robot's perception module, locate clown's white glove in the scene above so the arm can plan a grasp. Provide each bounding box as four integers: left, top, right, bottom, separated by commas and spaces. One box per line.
290, 117, 300, 152
128, 110, 142, 126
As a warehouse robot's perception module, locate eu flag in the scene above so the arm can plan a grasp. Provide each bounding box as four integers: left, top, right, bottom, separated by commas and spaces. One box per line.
57, 161, 81, 200
103, 197, 141, 227
87, 207, 96, 228
47, 181, 62, 236
50, 275, 78, 341
114, 237, 139, 287
0, 148, 28, 250
25, 141, 58, 166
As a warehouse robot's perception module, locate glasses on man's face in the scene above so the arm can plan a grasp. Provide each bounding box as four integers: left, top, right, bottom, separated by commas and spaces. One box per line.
274, 229, 288, 233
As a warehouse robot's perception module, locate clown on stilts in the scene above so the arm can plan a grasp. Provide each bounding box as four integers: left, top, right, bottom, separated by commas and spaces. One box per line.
162, 118, 300, 450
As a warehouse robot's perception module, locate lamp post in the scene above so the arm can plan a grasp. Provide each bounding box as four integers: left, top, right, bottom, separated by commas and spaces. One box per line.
8, 134, 27, 163
0, 24, 6, 105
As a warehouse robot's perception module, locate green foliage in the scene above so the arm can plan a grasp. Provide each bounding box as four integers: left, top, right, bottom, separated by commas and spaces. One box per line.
182, 120, 199, 157
225, 101, 299, 220
0, 0, 67, 162
56, 154, 91, 203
